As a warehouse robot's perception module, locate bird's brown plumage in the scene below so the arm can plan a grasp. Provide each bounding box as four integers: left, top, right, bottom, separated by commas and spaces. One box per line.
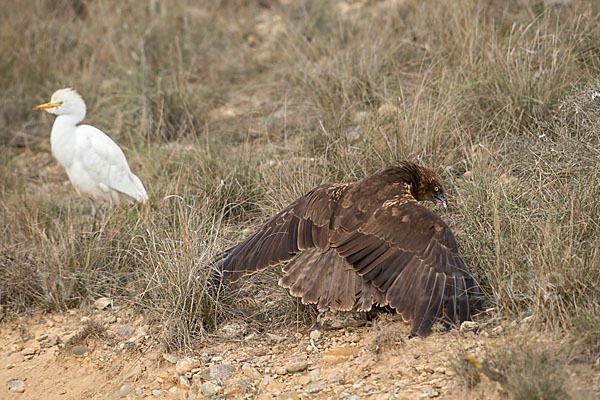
213, 161, 482, 336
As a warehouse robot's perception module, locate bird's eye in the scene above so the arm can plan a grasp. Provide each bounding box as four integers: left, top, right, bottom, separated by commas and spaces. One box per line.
434, 186, 439, 192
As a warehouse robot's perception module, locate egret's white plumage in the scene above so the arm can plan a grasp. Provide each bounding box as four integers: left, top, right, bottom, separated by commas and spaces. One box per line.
34, 88, 148, 206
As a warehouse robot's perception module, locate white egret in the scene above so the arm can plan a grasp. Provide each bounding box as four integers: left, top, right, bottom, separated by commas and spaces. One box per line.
34, 88, 148, 210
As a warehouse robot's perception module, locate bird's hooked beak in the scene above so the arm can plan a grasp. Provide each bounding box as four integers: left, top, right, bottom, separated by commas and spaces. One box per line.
33, 101, 62, 111
434, 193, 447, 209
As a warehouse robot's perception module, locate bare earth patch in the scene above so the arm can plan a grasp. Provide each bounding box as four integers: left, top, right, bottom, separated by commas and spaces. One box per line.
1, 308, 597, 399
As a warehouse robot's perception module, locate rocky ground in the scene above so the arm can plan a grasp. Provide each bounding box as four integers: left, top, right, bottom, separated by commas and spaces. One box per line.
0, 301, 597, 400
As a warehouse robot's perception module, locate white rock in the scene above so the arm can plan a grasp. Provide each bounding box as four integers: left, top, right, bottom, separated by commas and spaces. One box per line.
179, 375, 191, 388
460, 321, 479, 333
309, 330, 322, 341
286, 361, 308, 373
162, 353, 178, 364
241, 363, 261, 379
94, 297, 112, 310
7, 380, 25, 393
119, 384, 132, 397
176, 357, 200, 375
201, 382, 220, 395
151, 389, 162, 396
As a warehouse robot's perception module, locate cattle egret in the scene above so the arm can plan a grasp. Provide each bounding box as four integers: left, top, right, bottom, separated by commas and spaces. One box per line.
34, 88, 148, 209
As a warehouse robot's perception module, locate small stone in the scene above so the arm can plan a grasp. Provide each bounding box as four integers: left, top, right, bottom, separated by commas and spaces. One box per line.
184, 372, 193, 379
179, 375, 191, 388
124, 365, 142, 381
298, 375, 310, 385
21, 347, 36, 356
306, 382, 324, 394
201, 364, 236, 381
71, 345, 89, 356
152, 389, 162, 396
218, 321, 247, 338
210, 356, 224, 362
119, 384, 132, 397
201, 382, 219, 395
6, 364, 14, 370
267, 333, 287, 343
308, 369, 320, 382
37, 334, 48, 342
94, 297, 112, 310
168, 386, 177, 393
460, 321, 479, 333
7, 380, 25, 393
105, 315, 117, 324
162, 353, 178, 364
323, 347, 357, 364
242, 363, 261, 379
176, 357, 200, 375
330, 375, 344, 384
492, 326, 504, 335
80, 316, 90, 323
47, 335, 60, 347
309, 330, 321, 341
117, 324, 136, 338
286, 361, 308, 373
306, 345, 313, 352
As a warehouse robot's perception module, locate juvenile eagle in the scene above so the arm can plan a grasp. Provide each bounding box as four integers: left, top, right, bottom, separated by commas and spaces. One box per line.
213, 161, 482, 336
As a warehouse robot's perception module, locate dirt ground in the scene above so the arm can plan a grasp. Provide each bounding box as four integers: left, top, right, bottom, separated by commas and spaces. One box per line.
2, 304, 597, 400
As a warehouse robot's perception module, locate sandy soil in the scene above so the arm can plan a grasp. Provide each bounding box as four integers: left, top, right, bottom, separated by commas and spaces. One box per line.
0, 306, 596, 400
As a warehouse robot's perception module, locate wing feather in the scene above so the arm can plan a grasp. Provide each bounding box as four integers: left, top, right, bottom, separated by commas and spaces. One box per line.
216, 184, 342, 282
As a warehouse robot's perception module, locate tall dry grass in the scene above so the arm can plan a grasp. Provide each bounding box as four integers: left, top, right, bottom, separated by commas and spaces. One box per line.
1, 0, 599, 374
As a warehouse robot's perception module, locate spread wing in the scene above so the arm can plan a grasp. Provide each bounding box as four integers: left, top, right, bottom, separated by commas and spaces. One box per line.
329, 199, 482, 336
215, 183, 346, 282
279, 248, 388, 312
214, 177, 482, 336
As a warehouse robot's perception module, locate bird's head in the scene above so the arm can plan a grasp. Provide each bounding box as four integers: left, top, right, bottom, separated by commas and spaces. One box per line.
416, 166, 447, 209
34, 88, 86, 121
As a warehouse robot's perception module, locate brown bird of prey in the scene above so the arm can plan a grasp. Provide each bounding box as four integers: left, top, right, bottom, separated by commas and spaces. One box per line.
212, 161, 482, 337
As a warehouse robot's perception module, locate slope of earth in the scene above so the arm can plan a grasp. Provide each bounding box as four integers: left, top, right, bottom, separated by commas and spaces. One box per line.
1, 306, 598, 399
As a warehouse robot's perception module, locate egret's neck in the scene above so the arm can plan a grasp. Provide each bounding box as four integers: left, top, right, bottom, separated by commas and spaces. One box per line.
50, 115, 81, 167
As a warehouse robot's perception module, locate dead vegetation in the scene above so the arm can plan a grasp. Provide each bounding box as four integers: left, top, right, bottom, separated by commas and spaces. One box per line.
1, 0, 600, 397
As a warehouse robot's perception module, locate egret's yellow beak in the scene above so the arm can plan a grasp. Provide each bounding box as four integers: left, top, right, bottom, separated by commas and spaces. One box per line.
33, 101, 62, 111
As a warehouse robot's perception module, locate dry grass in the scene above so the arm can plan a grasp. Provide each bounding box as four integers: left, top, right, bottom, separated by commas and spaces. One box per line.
1, 0, 599, 373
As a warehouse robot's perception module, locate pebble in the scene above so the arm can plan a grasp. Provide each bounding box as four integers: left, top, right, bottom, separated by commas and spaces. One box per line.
286, 361, 308, 373
460, 321, 479, 333
176, 357, 200, 374
162, 353, 178, 364
242, 363, 261, 379
119, 384, 132, 397
201, 382, 220, 395
152, 389, 162, 396
308, 369, 320, 382
7, 380, 26, 393
267, 333, 287, 343
117, 324, 136, 338
21, 347, 36, 356
200, 364, 236, 381
71, 345, 89, 356
47, 335, 60, 347
309, 330, 321, 341
210, 356, 224, 362
306, 382, 324, 393
93, 297, 112, 310
179, 375, 191, 388
37, 334, 48, 341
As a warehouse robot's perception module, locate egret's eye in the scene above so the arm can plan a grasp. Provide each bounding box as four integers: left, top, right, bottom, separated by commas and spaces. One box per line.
434, 186, 439, 192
